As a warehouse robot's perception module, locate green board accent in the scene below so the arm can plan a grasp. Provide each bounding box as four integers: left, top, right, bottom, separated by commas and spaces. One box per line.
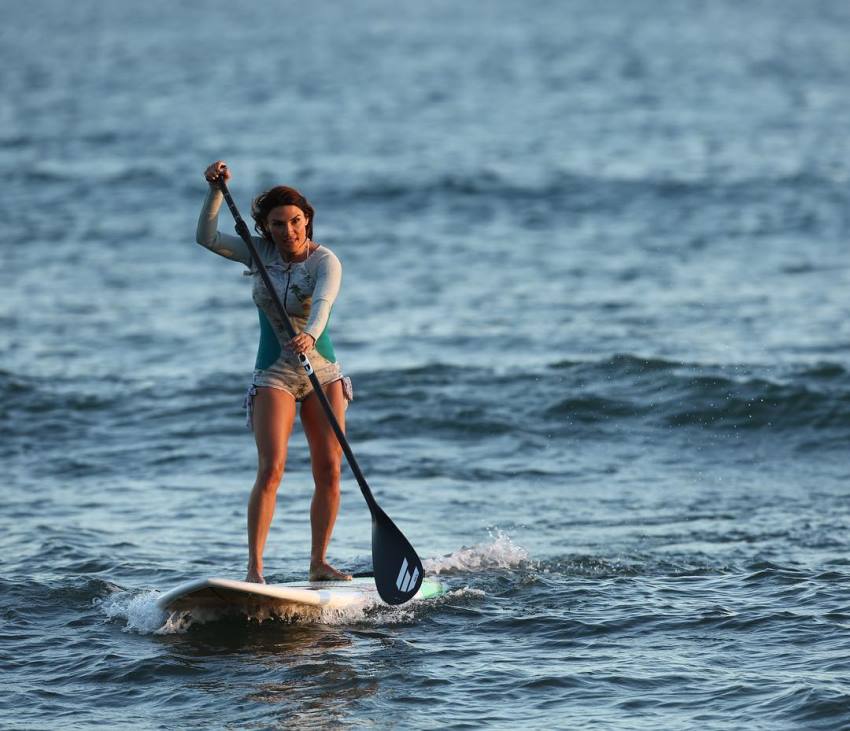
418, 578, 446, 600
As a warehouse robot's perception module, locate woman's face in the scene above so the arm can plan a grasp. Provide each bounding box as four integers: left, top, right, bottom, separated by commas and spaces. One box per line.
265, 205, 310, 255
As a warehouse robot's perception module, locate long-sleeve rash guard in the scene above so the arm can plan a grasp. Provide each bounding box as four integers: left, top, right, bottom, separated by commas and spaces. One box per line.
195, 187, 342, 366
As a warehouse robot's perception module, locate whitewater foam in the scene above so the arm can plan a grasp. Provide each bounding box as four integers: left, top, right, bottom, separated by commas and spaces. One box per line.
98, 590, 168, 634
423, 529, 530, 575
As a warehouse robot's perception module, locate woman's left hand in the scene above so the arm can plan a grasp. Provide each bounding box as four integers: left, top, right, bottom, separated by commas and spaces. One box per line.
287, 333, 316, 355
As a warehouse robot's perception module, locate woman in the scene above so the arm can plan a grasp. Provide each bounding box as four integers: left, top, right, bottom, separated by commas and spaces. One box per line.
196, 160, 352, 584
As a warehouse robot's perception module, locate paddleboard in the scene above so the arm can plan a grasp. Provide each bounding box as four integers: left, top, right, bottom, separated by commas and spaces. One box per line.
157, 576, 445, 614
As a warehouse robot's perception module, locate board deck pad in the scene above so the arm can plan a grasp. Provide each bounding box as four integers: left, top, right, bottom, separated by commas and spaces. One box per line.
157, 576, 445, 614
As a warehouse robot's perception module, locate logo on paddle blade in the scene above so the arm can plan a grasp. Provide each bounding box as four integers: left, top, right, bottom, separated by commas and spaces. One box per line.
395, 557, 420, 594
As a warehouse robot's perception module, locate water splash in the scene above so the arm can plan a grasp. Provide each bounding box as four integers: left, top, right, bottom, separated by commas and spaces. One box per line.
423, 529, 530, 575
98, 590, 167, 634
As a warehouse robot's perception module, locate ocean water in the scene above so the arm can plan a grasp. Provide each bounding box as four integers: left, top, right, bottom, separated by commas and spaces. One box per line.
3, 0, 850, 728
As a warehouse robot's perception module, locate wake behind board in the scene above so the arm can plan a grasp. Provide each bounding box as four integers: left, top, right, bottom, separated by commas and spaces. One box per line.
157, 576, 445, 614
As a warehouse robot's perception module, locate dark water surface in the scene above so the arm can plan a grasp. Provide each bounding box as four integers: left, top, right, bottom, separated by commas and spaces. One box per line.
3, 1, 850, 728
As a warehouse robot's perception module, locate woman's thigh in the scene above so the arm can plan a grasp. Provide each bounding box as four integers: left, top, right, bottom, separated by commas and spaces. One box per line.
253, 386, 297, 469
300, 380, 346, 472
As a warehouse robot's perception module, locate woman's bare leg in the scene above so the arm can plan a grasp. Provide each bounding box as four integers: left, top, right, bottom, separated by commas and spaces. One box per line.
246, 387, 296, 583
301, 379, 352, 581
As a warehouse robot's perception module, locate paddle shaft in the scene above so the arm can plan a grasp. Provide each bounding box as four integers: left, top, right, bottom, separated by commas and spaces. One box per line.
216, 180, 380, 515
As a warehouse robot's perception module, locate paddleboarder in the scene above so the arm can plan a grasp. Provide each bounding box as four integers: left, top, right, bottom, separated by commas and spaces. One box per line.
196, 161, 353, 584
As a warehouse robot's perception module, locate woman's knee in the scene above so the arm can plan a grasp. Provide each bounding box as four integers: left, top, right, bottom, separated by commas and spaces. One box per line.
312, 453, 342, 489
256, 456, 286, 490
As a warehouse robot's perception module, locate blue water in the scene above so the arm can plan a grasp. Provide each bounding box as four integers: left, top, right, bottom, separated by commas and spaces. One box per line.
3, 1, 850, 728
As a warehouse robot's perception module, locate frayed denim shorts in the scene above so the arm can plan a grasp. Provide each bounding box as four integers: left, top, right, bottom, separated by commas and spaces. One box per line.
243, 351, 353, 431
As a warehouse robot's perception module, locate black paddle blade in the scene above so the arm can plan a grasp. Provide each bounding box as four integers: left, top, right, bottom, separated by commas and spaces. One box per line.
371, 505, 424, 605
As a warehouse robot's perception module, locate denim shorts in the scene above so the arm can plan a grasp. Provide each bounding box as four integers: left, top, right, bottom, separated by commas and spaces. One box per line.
243, 351, 353, 430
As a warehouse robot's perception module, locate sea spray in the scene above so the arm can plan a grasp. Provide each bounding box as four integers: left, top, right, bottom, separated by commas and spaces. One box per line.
98, 590, 167, 634
423, 529, 530, 575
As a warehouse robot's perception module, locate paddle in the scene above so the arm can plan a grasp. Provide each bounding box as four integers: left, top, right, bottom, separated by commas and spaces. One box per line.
214, 178, 423, 605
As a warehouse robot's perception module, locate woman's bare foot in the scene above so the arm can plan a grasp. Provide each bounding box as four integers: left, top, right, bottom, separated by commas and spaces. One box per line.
309, 561, 352, 582
245, 568, 266, 584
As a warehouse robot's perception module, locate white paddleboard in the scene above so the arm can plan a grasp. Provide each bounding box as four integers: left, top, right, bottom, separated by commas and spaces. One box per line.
157, 575, 445, 613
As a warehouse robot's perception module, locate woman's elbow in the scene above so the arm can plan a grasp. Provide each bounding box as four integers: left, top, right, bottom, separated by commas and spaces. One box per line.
195, 228, 215, 247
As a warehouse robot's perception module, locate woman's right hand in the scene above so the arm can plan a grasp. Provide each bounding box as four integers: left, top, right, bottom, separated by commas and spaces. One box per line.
204, 160, 231, 185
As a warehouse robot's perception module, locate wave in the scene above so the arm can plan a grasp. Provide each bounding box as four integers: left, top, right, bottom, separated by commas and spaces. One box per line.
351, 355, 850, 438
0, 368, 246, 480
18, 161, 174, 187
0, 368, 241, 427
312, 167, 850, 208
4, 353, 850, 477
539, 355, 850, 432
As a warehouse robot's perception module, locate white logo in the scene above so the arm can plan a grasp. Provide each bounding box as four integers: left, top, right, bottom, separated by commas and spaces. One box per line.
395, 558, 420, 593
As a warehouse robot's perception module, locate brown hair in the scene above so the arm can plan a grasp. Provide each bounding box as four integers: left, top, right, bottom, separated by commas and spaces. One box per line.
251, 186, 315, 240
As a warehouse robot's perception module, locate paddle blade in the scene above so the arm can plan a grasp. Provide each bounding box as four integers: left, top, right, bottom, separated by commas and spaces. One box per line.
371, 506, 424, 605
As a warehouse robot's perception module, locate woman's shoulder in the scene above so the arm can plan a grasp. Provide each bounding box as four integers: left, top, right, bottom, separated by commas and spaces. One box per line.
310, 244, 341, 268
253, 236, 279, 264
